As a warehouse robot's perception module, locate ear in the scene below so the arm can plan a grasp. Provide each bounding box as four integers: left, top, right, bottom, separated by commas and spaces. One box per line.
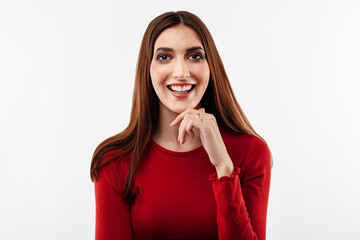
199, 108, 205, 112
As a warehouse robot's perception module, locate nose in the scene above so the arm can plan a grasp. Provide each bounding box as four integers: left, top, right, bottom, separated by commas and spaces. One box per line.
172, 58, 190, 78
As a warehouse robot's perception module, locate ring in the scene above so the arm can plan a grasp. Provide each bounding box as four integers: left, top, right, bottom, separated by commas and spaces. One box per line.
196, 113, 200, 119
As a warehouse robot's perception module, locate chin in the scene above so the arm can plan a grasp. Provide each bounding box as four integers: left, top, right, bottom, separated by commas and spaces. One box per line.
159, 98, 201, 114
170, 107, 187, 114
172, 103, 200, 113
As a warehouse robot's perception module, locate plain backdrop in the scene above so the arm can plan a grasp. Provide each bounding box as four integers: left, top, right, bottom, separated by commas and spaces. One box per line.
1, 0, 359, 239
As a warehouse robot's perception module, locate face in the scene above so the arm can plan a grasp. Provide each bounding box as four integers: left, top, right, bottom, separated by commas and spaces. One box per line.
150, 25, 210, 114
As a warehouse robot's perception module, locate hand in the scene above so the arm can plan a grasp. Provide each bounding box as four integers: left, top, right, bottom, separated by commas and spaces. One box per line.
170, 108, 233, 172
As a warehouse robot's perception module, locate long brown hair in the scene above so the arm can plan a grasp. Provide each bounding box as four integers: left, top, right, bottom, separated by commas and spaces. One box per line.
90, 10, 271, 201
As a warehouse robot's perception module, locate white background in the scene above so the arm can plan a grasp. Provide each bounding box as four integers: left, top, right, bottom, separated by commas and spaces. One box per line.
1, 0, 359, 239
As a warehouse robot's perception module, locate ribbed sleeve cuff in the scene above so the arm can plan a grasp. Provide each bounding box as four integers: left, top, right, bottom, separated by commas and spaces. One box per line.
209, 167, 241, 182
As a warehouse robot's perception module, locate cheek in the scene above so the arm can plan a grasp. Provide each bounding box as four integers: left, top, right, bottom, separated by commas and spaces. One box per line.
191, 64, 210, 83
150, 64, 168, 85
149, 63, 157, 83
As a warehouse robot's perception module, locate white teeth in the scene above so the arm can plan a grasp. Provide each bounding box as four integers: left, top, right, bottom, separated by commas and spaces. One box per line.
169, 85, 192, 91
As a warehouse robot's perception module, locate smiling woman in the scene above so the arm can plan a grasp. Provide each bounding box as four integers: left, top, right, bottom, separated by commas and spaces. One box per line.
90, 10, 272, 240
150, 25, 210, 122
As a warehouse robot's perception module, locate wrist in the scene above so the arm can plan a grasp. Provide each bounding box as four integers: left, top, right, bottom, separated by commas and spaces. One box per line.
215, 160, 234, 178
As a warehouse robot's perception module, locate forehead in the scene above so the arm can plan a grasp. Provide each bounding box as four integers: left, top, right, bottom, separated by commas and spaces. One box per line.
153, 25, 203, 51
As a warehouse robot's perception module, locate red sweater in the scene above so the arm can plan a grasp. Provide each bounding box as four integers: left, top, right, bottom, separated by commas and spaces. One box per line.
94, 126, 272, 239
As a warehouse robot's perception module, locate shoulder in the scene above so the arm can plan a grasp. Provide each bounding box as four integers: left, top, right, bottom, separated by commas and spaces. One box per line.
97, 149, 131, 188
99, 149, 123, 163
219, 125, 269, 153
219, 125, 271, 170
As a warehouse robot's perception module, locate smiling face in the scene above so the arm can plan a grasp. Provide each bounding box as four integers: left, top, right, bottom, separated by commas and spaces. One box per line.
150, 25, 210, 114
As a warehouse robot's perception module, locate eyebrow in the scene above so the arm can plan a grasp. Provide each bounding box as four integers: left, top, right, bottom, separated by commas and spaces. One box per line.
154, 46, 205, 54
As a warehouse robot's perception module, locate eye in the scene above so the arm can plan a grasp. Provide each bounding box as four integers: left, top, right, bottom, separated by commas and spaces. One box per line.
156, 54, 170, 62
189, 53, 204, 61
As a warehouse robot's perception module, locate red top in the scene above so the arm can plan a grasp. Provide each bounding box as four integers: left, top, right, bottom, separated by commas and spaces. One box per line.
94, 126, 272, 239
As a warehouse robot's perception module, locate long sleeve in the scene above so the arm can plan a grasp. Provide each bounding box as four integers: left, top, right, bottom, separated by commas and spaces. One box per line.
209, 137, 272, 240
94, 162, 133, 240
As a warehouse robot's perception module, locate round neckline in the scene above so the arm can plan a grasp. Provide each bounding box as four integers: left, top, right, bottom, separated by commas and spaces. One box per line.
150, 139, 205, 157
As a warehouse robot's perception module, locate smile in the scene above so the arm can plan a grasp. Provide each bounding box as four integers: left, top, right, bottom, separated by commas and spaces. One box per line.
167, 84, 196, 94
167, 84, 196, 99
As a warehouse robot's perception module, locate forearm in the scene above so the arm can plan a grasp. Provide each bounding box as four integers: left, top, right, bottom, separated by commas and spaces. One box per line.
211, 154, 234, 178
208, 137, 272, 240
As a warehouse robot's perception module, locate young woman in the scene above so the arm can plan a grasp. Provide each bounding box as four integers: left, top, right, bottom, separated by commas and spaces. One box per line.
91, 11, 272, 240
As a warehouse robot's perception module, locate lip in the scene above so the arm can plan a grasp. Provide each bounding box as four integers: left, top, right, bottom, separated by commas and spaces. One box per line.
167, 83, 196, 87
168, 85, 196, 99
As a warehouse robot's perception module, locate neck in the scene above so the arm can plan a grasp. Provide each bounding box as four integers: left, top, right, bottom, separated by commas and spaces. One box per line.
152, 102, 202, 147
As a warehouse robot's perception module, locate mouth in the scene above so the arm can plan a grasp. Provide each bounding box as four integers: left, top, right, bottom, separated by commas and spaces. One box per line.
166, 84, 196, 94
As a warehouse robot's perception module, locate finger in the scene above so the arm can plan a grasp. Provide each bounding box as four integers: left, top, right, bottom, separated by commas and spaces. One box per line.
178, 116, 186, 144
170, 108, 194, 126
190, 129, 195, 138
170, 110, 188, 126
170, 115, 182, 126
178, 115, 190, 144
185, 120, 195, 138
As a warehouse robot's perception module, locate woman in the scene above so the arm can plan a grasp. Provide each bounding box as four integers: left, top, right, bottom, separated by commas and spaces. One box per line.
91, 10, 272, 240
